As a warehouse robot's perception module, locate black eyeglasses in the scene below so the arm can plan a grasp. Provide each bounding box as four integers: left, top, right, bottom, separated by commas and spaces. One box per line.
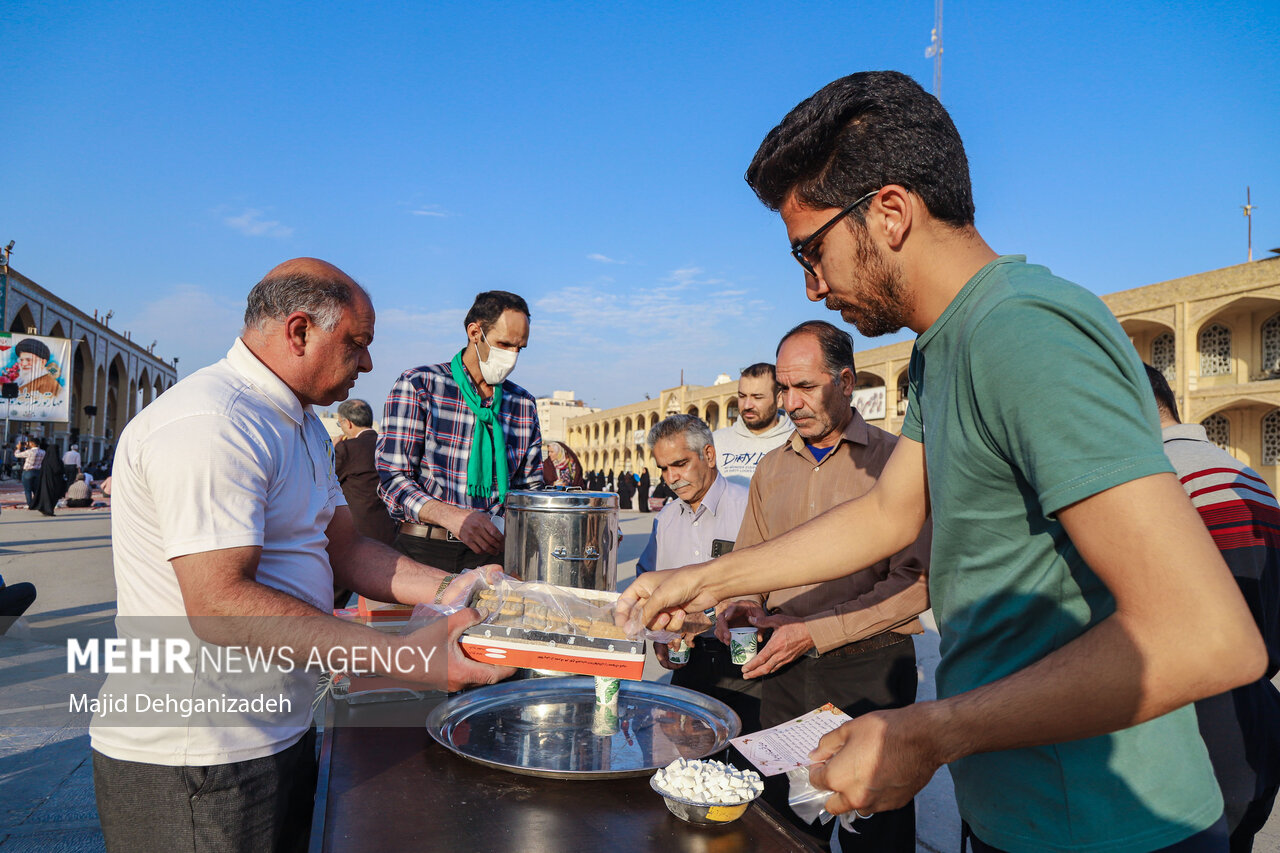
790, 188, 881, 278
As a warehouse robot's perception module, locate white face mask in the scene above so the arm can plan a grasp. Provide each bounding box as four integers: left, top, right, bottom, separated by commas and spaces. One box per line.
476, 330, 518, 386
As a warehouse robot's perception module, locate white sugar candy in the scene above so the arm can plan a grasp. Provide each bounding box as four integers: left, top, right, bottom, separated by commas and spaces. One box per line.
653, 758, 763, 805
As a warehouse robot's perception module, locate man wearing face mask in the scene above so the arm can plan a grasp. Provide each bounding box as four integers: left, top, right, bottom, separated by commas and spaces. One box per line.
378, 291, 544, 571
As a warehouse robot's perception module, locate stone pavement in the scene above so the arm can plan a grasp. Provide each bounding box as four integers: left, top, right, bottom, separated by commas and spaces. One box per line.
0, 503, 1275, 851
0, 491, 111, 853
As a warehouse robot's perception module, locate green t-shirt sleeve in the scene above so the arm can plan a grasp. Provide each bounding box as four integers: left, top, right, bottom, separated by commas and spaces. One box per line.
902, 347, 924, 443
967, 295, 1172, 517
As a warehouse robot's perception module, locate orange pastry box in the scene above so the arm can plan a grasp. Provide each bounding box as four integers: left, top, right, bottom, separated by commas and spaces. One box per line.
459, 582, 645, 680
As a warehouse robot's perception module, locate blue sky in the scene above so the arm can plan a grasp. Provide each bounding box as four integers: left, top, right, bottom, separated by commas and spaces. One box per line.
5, 1, 1278, 410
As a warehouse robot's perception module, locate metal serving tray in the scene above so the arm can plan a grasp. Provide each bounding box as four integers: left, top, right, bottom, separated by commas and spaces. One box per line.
425, 677, 741, 780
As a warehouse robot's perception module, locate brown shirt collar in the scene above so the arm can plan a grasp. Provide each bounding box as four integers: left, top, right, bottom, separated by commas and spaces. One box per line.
785, 407, 870, 463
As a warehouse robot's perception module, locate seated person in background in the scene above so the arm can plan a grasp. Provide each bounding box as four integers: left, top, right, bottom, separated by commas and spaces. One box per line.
0, 573, 36, 635
65, 473, 93, 508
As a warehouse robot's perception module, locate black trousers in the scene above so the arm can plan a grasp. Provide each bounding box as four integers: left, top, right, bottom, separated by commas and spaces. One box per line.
93, 728, 317, 853
671, 636, 763, 735
0, 581, 36, 634
393, 532, 501, 573
760, 636, 918, 853
1231, 782, 1278, 852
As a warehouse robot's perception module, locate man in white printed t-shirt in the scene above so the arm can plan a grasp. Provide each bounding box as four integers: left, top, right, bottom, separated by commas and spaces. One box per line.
90, 258, 514, 853
711, 363, 792, 489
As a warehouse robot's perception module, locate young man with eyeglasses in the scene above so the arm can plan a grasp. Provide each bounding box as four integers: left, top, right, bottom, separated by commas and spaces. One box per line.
377, 291, 544, 572
619, 71, 1265, 853
716, 321, 930, 853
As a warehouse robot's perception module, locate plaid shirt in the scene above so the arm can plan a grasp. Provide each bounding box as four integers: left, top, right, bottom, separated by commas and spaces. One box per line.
376, 359, 543, 522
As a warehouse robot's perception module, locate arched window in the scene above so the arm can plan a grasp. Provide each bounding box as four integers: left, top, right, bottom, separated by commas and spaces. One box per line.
1263, 410, 1280, 465
1201, 413, 1230, 451
704, 402, 720, 431
1198, 324, 1231, 377
1151, 333, 1176, 382
1262, 315, 1280, 375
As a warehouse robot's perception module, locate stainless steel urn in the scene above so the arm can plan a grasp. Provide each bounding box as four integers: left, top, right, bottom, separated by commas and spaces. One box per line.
503, 490, 619, 591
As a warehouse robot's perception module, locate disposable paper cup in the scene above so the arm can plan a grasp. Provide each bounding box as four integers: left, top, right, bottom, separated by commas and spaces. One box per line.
667, 639, 690, 665
729, 628, 757, 665
594, 676, 620, 711
591, 704, 620, 736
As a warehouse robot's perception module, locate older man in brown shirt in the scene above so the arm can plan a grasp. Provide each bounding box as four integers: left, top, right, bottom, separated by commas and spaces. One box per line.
719, 320, 929, 853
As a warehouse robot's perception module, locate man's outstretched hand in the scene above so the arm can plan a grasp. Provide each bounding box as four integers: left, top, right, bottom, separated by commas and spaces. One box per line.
614, 564, 719, 634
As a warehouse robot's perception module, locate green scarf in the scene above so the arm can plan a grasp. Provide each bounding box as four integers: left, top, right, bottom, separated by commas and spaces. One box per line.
450, 350, 510, 504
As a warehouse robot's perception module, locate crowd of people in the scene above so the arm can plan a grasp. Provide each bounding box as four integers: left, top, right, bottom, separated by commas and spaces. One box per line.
2, 438, 105, 515
71, 69, 1277, 853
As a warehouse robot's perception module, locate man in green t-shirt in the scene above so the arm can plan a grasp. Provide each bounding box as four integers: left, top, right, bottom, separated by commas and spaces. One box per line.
617, 71, 1266, 853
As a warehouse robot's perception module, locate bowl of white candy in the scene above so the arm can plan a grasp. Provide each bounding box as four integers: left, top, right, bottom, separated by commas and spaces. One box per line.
650, 758, 765, 825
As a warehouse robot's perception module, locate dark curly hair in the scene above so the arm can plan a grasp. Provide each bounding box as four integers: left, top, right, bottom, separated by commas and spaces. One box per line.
746, 71, 974, 228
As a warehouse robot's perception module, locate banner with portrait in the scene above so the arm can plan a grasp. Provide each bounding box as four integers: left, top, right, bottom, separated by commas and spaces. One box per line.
0, 333, 73, 422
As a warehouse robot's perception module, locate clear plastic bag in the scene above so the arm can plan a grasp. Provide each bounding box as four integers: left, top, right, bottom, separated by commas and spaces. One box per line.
620, 604, 716, 645
403, 600, 461, 633
470, 575, 626, 639
318, 603, 452, 707
622, 611, 682, 645
462, 573, 695, 646
785, 767, 868, 833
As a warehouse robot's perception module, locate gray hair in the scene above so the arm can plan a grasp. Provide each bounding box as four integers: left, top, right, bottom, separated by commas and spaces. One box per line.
337, 398, 374, 428
244, 272, 356, 332
647, 414, 713, 455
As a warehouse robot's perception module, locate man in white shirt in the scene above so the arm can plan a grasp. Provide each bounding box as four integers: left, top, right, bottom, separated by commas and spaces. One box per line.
712, 363, 792, 488
636, 415, 757, 731
91, 258, 512, 853
62, 443, 82, 496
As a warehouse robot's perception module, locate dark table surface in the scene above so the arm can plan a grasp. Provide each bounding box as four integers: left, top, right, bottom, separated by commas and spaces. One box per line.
311, 694, 823, 853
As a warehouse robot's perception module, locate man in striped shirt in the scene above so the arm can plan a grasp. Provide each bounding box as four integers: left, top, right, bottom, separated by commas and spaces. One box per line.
1146, 363, 1280, 852
377, 291, 543, 571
